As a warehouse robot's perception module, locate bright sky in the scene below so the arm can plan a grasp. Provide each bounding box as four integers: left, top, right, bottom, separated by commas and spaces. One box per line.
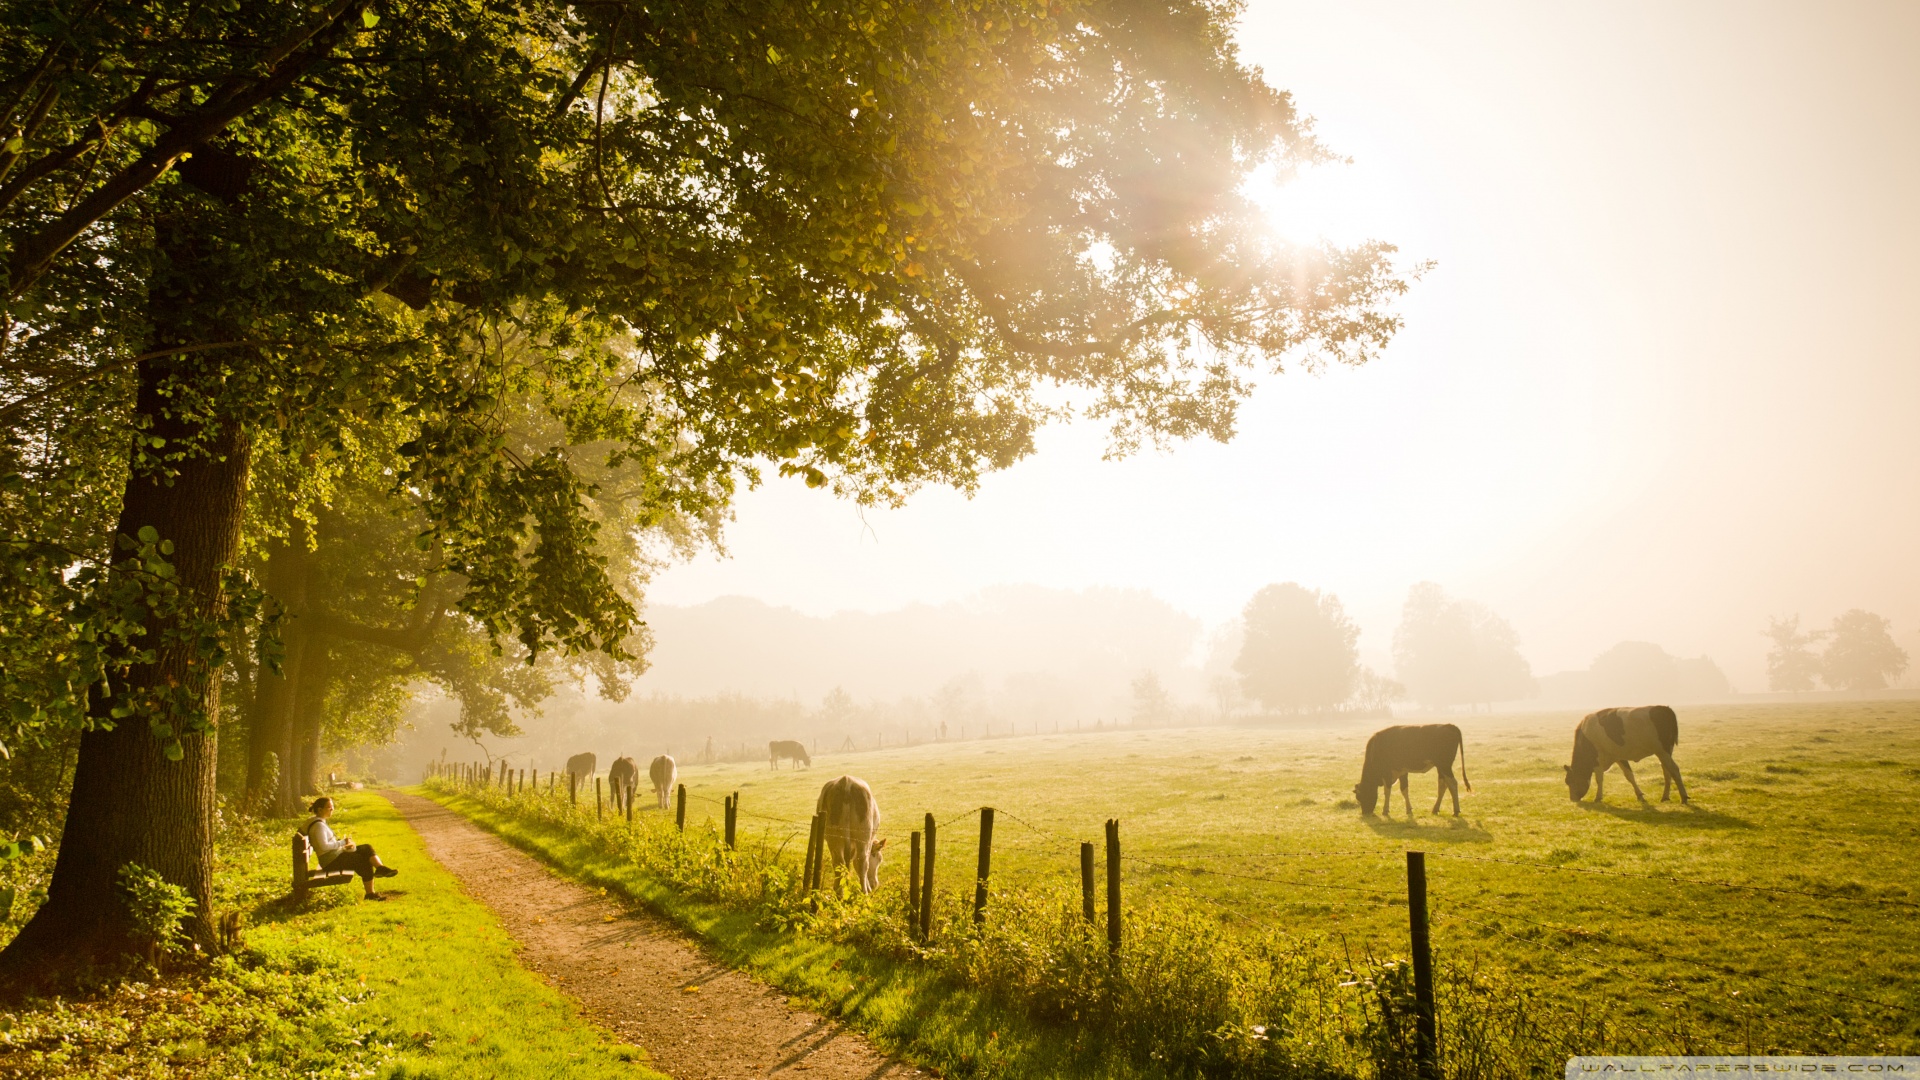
647, 1, 1920, 689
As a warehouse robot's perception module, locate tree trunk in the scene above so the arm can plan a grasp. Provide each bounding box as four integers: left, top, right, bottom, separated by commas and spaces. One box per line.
245, 531, 312, 816
0, 357, 251, 989
291, 638, 332, 798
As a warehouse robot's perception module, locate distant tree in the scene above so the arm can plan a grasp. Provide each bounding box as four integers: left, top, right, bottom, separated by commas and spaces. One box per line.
1351, 667, 1408, 713
1391, 583, 1534, 710
819, 687, 857, 727
1588, 641, 1730, 704
1820, 610, 1909, 692
1130, 672, 1174, 727
1234, 583, 1359, 713
1207, 674, 1243, 722
1762, 615, 1825, 693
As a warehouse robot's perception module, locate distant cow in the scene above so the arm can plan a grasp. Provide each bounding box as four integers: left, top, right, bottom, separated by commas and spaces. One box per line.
1565, 706, 1689, 806
649, 755, 676, 811
1354, 724, 1472, 818
608, 756, 639, 810
565, 752, 597, 785
816, 775, 885, 893
770, 739, 811, 770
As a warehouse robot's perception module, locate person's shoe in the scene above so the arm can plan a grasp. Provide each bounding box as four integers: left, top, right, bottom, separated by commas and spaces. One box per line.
365, 893, 389, 901
374, 866, 399, 878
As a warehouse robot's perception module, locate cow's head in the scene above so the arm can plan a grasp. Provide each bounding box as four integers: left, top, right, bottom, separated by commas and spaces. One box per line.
865, 837, 887, 889
1565, 730, 1597, 801
1353, 781, 1378, 816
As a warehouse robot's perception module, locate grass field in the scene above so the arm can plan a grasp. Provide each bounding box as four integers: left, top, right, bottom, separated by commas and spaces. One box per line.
0, 792, 661, 1079
605, 700, 1920, 1056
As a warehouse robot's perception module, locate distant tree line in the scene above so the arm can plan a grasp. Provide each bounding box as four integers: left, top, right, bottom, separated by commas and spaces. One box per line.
1764, 611, 1909, 693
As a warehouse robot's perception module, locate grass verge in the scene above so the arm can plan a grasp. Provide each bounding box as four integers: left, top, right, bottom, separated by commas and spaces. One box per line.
0, 791, 661, 1080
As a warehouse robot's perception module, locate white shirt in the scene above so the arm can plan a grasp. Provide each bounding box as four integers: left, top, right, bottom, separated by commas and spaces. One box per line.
305, 817, 349, 866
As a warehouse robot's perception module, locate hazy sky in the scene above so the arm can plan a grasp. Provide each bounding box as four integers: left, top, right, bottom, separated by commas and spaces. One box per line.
646, 2, 1920, 690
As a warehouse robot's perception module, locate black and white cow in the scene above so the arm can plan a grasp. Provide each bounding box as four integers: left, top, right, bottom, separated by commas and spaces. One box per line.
1565, 706, 1688, 805
1353, 724, 1472, 818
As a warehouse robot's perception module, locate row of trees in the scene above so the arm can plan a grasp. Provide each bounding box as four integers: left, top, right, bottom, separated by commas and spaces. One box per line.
1227, 581, 1533, 714
0, 0, 1413, 985
1764, 612, 1909, 693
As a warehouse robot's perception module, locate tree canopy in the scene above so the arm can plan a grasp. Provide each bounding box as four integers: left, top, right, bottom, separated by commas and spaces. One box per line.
1391, 582, 1533, 710
1819, 610, 1908, 693
1233, 582, 1359, 713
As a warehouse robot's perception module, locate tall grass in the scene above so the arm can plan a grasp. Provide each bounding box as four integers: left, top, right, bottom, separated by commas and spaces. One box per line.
423, 777, 1692, 1079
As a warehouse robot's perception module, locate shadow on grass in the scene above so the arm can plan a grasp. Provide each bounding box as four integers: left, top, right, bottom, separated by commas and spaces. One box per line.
1364, 816, 1493, 843
1578, 801, 1754, 829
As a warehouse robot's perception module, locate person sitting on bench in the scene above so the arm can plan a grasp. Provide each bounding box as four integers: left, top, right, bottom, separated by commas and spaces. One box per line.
304, 797, 399, 900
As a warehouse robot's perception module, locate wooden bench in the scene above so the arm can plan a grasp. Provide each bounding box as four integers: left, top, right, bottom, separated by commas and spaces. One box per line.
291, 832, 357, 900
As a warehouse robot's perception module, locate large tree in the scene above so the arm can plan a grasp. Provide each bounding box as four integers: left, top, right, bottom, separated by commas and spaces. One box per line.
1819, 610, 1908, 693
1233, 582, 1359, 713
1391, 582, 1534, 710
1, 0, 1414, 986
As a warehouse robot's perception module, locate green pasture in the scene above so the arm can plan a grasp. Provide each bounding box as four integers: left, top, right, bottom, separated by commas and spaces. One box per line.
0, 792, 660, 1079
632, 700, 1920, 1053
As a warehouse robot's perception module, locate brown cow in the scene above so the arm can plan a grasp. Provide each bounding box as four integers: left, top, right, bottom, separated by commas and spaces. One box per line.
1565, 706, 1688, 805
816, 775, 885, 893
1353, 724, 1471, 817
770, 739, 811, 769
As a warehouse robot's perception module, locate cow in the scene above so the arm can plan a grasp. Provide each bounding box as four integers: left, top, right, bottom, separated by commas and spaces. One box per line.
1353, 724, 1472, 818
816, 775, 886, 894
608, 756, 639, 812
649, 755, 676, 811
565, 752, 597, 786
770, 739, 811, 770
1565, 705, 1688, 806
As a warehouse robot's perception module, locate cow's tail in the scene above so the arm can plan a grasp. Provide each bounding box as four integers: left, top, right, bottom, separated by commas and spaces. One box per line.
1650, 705, 1679, 753
1455, 726, 1472, 792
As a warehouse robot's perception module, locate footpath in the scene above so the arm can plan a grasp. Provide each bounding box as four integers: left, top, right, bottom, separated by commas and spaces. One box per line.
385, 790, 920, 1079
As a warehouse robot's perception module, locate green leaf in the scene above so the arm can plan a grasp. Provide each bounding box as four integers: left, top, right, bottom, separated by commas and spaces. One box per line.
362, 7, 379, 28
136, 525, 159, 544
163, 741, 184, 762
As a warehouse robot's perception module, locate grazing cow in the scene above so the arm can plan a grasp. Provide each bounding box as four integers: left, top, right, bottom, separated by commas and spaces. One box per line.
1353, 724, 1472, 818
816, 775, 886, 893
1565, 706, 1688, 805
565, 752, 597, 785
607, 756, 639, 810
649, 755, 676, 811
770, 739, 811, 770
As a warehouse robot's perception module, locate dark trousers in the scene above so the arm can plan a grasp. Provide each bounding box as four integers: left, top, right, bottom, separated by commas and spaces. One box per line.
324, 845, 378, 883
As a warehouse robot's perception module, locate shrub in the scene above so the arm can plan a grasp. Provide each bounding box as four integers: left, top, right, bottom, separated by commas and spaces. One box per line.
117, 863, 197, 971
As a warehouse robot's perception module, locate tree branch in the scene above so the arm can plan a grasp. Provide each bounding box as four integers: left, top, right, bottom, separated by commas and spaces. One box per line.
4, 0, 374, 299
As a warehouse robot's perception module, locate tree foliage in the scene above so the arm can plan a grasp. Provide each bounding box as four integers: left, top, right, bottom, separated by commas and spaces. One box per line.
1391, 582, 1533, 710
1762, 614, 1824, 693
1819, 610, 1908, 693
1234, 582, 1359, 713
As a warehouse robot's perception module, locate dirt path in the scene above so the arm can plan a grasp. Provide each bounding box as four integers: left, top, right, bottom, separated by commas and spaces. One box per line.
385, 790, 922, 1080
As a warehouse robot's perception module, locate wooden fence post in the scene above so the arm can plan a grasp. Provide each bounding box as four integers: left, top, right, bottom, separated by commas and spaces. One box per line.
973, 807, 995, 926
1081, 841, 1096, 925
1407, 850, 1439, 1080
595, 776, 603, 819
920, 812, 936, 939
725, 791, 738, 849
675, 784, 686, 830
532, 768, 537, 793
908, 831, 921, 924
625, 780, 634, 822
569, 771, 577, 806
803, 814, 823, 894
1105, 818, 1121, 955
